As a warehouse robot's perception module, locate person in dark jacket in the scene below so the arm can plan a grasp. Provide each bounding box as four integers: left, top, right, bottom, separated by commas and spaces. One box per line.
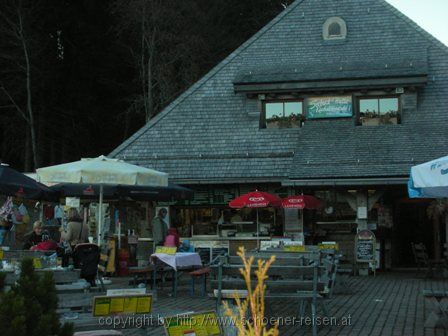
23, 220, 43, 249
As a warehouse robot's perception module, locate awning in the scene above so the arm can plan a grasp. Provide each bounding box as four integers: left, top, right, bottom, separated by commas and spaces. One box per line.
282, 177, 409, 187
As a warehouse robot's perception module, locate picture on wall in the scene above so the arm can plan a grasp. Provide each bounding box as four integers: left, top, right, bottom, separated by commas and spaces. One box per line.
306, 96, 353, 119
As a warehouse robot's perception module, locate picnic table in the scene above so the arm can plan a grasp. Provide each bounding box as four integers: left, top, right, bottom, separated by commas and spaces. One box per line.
423, 290, 448, 329
150, 252, 202, 299
211, 251, 333, 336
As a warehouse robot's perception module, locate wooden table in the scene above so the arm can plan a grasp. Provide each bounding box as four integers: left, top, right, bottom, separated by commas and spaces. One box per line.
150, 252, 202, 299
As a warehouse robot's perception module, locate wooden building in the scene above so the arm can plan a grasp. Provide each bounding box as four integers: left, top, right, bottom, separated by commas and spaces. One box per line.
111, 0, 448, 268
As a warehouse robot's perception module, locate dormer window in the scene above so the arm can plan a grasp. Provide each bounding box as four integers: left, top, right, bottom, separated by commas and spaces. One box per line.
262, 100, 303, 129
328, 22, 341, 37
323, 17, 347, 40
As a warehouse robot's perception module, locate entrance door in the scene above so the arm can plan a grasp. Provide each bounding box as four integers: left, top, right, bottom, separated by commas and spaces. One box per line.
393, 200, 433, 266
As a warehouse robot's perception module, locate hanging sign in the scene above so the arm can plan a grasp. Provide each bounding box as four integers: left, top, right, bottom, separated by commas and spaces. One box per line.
155, 246, 177, 255
66, 197, 80, 208
163, 310, 222, 336
355, 230, 376, 263
306, 96, 353, 119
93, 294, 152, 317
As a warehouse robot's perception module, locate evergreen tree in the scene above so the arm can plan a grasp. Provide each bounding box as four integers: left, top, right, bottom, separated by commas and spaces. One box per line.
0, 258, 73, 336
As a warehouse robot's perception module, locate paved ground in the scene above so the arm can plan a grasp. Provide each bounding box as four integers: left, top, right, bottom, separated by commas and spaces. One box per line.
83, 272, 448, 336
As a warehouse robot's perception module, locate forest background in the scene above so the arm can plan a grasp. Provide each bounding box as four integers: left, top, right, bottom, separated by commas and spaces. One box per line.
0, 0, 293, 171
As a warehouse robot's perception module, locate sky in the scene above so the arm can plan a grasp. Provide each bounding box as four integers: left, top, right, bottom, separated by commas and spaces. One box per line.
385, 0, 448, 46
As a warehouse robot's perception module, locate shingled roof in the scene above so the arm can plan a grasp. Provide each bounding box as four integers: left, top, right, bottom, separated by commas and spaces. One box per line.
111, 0, 448, 183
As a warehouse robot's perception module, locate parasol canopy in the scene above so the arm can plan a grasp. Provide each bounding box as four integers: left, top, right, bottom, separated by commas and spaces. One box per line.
408, 155, 448, 198
37, 155, 169, 245
229, 190, 281, 208
36, 155, 168, 186
0, 164, 56, 200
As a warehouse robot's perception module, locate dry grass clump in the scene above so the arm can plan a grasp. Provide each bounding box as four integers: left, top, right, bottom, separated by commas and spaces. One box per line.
223, 247, 279, 336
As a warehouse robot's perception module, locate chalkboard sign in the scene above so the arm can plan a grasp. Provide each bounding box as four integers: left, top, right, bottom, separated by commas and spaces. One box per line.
355, 230, 375, 263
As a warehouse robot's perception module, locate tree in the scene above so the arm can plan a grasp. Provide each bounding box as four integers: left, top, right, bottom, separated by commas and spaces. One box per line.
0, 258, 74, 336
0, 0, 43, 169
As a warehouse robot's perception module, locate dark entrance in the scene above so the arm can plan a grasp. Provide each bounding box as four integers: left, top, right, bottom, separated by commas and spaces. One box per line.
393, 198, 433, 266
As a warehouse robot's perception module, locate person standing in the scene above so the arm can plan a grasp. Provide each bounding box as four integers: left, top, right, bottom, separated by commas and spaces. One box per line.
61, 208, 88, 247
61, 208, 88, 267
152, 208, 168, 247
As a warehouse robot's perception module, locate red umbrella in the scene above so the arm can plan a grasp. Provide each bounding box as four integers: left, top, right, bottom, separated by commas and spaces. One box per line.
281, 195, 322, 209
229, 190, 282, 208
229, 191, 281, 244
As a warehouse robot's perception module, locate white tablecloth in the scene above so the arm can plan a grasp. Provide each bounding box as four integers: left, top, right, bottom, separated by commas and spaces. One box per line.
151, 252, 202, 271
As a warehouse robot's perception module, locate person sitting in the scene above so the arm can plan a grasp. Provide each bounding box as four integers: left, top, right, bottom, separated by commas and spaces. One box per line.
178, 239, 194, 252
30, 230, 59, 251
164, 227, 180, 248
230, 210, 243, 223
23, 220, 44, 249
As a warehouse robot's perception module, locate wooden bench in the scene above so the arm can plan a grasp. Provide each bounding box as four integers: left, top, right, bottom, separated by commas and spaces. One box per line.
2, 268, 81, 286
211, 253, 330, 336
128, 266, 153, 287
423, 290, 448, 329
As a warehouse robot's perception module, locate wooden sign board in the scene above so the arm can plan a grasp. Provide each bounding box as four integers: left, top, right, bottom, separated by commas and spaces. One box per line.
155, 246, 177, 255
107, 288, 146, 296
164, 311, 222, 336
33, 258, 43, 269
306, 96, 353, 119
355, 230, 376, 263
283, 245, 306, 252
93, 294, 152, 317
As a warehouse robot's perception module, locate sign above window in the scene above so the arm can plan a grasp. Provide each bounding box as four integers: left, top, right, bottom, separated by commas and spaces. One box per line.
306, 96, 353, 119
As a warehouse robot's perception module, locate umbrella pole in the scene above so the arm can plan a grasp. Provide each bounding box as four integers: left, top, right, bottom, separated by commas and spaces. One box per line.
98, 184, 103, 246
256, 208, 259, 249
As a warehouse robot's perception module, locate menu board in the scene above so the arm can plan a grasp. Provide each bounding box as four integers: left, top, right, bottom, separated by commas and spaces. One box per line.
355, 230, 376, 263
93, 294, 152, 316
164, 311, 222, 336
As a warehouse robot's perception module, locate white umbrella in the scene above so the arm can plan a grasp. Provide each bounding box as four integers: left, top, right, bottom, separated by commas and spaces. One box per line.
408, 155, 448, 258
408, 155, 448, 198
36, 155, 168, 245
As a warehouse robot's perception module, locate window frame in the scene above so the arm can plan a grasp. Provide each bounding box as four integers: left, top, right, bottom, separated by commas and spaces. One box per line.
356, 95, 402, 126
323, 17, 347, 40
261, 99, 304, 129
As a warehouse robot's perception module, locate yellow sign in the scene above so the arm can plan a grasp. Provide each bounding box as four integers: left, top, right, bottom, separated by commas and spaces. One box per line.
283, 245, 306, 252
164, 311, 222, 336
318, 243, 339, 251
93, 294, 152, 317
155, 246, 177, 255
33, 258, 42, 269
0, 249, 3, 260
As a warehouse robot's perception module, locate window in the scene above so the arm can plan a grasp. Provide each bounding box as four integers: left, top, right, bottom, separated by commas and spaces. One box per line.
323, 17, 347, 40
358, 96, 400, 126
328, 22, 342, 37
263, 101, 303, 128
